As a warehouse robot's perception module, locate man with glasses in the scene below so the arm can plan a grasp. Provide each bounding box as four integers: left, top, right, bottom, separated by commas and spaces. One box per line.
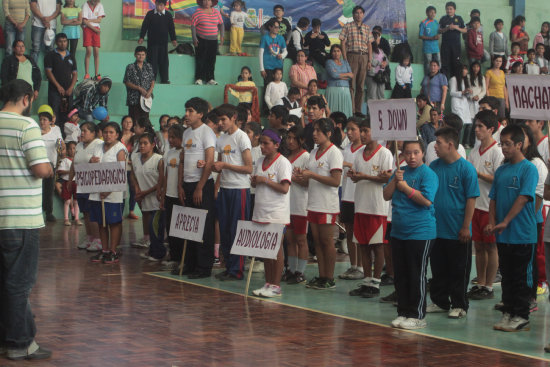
339, 6, 373, 116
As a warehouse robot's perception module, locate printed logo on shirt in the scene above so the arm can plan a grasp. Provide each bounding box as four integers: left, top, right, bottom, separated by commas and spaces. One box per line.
449, 176, 460, 189
507, 176, 519, 190
223, 145, 236, 155
372, 165, 380, 173
317, 161, 325, 168
484, 161, 492, 168
185, 139, 196, 150
169, 158, 178, 168
268, 173, 276, 181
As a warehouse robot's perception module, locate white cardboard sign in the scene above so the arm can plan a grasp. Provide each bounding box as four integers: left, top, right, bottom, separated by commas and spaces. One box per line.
169, 205, 208, 242
368, 98, 417, 141
230, 221, 285, 260
506, 74, 550, 120
74, 162, 127, 194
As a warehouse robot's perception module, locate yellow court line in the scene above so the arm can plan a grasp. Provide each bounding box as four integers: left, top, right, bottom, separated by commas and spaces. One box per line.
145, 272, 550, 363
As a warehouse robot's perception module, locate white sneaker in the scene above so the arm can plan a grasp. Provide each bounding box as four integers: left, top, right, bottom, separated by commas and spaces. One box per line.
261, 285, 282, 298
391, 316, 407, 328
86, 239, 102, 252
252, 283, 270, 296
207, 79, 218, 85
399, 318, 427, 330
77, 238, 91, 249
347, 269, 365, 280
426, 303, 447, 313
252, 261, 265, 273
146, 255, 161, 262
132, 238, 150, 248
140, 251, 151, 259
195, 79, 203, 85
501, 316, 530, 332
448, 308, 467, 319
493, 313, 511, 330
338, 267, 354, 279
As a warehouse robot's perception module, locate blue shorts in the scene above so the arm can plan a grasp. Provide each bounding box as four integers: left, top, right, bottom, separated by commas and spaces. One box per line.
76, 193, 90, 213
89, 201, 124, 225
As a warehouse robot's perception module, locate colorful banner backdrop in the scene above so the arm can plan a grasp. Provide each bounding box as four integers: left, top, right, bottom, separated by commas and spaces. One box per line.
122, 0, 407, 46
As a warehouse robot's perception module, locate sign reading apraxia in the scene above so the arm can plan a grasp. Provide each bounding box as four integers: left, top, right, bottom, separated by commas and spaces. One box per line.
368, 99, 417, 141
169, 206, 208, 243
230, 221, 285, 260
506, 74, 550, 120
74, 162, 127, 194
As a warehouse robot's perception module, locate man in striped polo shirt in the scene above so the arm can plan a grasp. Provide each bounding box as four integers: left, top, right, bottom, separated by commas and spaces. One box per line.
0, 80, 53, 360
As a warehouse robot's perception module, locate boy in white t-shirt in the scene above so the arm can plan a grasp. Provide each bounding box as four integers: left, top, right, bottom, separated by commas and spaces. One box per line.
467, 110, 503, 300
213, 104, 253, 280
177, 98, 217, 278
82, 0, 105, 79
347, 120, 393, 298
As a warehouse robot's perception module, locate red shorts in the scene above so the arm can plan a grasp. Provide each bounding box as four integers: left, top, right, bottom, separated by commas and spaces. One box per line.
287, 215, 308, 235
354, 213, 387, 245
307, 211, 338, 225
83, 27, 101, 47
61, 181, 76, 201
472, 208, 495, 243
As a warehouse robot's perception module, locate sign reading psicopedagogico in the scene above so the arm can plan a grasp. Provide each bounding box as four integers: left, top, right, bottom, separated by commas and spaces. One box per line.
368, 99, 417, 141
506, 74, 550, 120
74, 162, 127, 194
169, 206, 208, 243
231, 221, 285, 260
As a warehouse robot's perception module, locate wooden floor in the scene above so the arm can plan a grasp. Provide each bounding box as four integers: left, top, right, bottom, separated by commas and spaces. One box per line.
1, 220, 548, 367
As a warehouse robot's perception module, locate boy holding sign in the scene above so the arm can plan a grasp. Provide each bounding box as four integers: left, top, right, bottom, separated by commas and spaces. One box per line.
213, 104, 253, 280
251, 129, 292, 297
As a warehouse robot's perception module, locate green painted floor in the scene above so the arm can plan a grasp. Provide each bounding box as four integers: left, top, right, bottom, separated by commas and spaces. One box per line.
148, 261, 550, 362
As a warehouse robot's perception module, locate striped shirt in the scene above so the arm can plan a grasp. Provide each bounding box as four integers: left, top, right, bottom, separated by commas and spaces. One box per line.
192, 8, 222, 39
0, 112, 49, 229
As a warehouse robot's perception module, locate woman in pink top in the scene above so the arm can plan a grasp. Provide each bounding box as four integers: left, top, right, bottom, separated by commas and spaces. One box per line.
533, 22, 550, 49
289, 50, 318, 97
192, 0, 224, 85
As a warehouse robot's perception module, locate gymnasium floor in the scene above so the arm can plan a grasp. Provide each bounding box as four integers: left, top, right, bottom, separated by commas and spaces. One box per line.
3, 220, 550, 367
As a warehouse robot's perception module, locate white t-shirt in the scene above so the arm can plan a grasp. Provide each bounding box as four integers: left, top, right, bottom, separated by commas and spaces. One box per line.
64, 122, 80, 143
353, 145, 393, 216
264, 81, 288, 110
164, 148, 181, 198
532, 158, 548, 214
230, 10, 248, 28
89, 141, 127, 203
216, 128, 252, 189
289, 150, 309, 216
74, 138, 102, 165
82, 2, 105, 29
131, 152, 163, 211
32, 0, 60, 29
537, 136, 549, 166
341, 143, 364, 203
306, 144, 343, 214
250, 145, 263, 194
252, 154, 292, 224
467, 141, 503, 212
182, 124, 216, 183
425, 141, 466, 166
42, 126, 63, 167
57, 157, 72, 181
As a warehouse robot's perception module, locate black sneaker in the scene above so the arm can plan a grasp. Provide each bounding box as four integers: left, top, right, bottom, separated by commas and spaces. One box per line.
281, 269, 293, 282
305, 276, 321, 288
349, 285, 370, 296
313, 278, 336, 290
360, 286, 380, 298
102, 251, 119, 264
380, 274, 394, 286
213, 257, 221, 265
470, 277, 478, 284
90, 251, 108, 263
380, 290, 398, 303
466, 285, 481, 298
494, 301, 504, 311
287, 272, 307, 284
470, 287, 494, 300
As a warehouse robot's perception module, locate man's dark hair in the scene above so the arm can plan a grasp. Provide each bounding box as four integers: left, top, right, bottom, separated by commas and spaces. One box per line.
0, 79, 33, 105
527, 48, 536, 55
417, 93, 430, 103
435, 126, 459, 149
311, 18, 321, 28
236, 105, 248, 123
206, 110, 219, 124
445, 2, 456, 10
156, 0, 167, 5
270, 105, 289, 125
273, 4, 284, 11
55, 33, 68, 42
185, 97, 209, 119
478, 96, 500, 111
403, 139, 426, 154
474, 110, 498, 133
470, 9, 480, 16
426, 6, 436, 13
213, 104, 238, 119
306, 95, 326, 109
352, 5, 364, 14
443, 113, 463, 134
134, 46, 147, 54
511, 42, 521, 49
330, 111, 347, 128
288, 87, 301, 97
297, 17, 310, 29
501, 124, 525, 146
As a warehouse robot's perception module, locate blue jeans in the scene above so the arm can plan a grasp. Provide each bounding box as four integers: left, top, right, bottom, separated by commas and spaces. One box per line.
0, 229, 40, 349
31, 25, 55, 64
4, 21, 26, 56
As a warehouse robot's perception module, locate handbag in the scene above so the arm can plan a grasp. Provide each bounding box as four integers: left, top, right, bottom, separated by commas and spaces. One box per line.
373, 69, 389, 84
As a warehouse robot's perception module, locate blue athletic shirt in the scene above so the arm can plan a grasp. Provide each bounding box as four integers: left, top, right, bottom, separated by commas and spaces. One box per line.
419, 18, 440, 54
430, 157, 480, 240
387, 164, 439, 240
260, 33, 286, 71
488, 159, 538, 244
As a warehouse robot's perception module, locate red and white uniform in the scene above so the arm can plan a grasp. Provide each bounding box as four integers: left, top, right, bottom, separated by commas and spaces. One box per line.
306, 143, 343, 218
341, 143, 364, 203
